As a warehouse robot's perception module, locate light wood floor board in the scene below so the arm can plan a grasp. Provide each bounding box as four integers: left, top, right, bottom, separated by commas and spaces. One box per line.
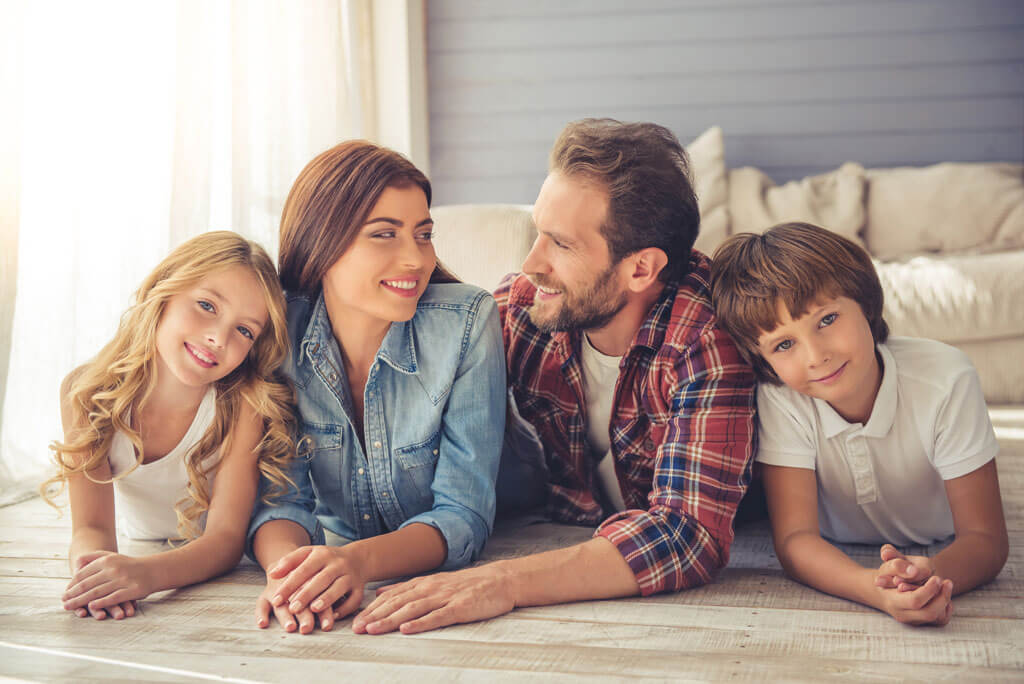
1, 406, 1022, 682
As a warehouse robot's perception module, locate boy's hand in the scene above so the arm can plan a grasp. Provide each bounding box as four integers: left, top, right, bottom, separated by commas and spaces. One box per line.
874, 544, 935, 590
877, 575, 953, 625
266, 546, 367, 629
62, 551, 150, 619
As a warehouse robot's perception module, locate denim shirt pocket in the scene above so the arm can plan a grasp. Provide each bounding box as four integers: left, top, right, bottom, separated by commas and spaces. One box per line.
393, 430, 441, 515
302, 422, 345, 503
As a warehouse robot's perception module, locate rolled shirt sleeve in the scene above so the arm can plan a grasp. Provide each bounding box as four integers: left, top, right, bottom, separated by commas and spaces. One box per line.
595, 329, 757, 595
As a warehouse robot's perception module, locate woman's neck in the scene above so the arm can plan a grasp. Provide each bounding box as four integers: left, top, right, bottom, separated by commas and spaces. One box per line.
322, 292, 392, 382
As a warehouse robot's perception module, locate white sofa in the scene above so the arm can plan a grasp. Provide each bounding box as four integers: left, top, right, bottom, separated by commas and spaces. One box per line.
431, 128, 1024, 403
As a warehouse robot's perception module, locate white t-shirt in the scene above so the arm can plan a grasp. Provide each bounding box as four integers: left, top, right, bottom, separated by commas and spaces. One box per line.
580, 333, 627, 512
108, 387, 218, 540
756, 337, 998, 546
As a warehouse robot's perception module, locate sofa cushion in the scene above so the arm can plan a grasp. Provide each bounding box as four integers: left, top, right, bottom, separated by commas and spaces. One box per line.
431, 204, 535, 292
864, 162, 1024, 260
875, 249, 1024, 343
686, 126, 730, 256
728, 162, 867, 247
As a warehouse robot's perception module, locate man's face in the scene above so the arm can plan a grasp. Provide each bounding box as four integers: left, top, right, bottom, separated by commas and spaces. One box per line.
523, 172, 628, 333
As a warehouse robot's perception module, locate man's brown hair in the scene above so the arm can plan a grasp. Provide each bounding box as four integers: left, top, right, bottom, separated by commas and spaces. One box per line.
279, 140, 456, 293
710, 222, 889, 383
549, 118, 700, 283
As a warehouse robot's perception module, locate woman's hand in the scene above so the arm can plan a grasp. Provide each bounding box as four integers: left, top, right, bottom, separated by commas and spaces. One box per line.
62, 550, 149, 619
268, 546, 367, 626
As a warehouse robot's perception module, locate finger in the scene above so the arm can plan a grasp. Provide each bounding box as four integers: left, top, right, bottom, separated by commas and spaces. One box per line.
87, 588, 140, 614
333, 584, 364, 622
289, 570, 343, 613
296, 608, 316, 635
874, 573, 899, 589
255, 597, 272, 629
900, 576, 943, 611
309, 577, 354, 614
399, 604, 462, 635
878, 558, 918, 582
319, 608, 335, 632
879, 544, 904, 562
353, 590, 415, 632
375, 582, 402, 595
108, 604, 125, 620
73, 550, 108, 572
273, 556, 326, 608
75, 608, 88, 618
64, 581, 119, 611
63, 568, 109, 602
268, 547, 314, 580
272, 603, 298, 632
88, 604, 108, 620
365, 596, 446, 635
123, 601, 136, 618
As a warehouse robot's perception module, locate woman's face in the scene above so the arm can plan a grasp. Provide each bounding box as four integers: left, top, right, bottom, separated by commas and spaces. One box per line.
321, 184, 435, 328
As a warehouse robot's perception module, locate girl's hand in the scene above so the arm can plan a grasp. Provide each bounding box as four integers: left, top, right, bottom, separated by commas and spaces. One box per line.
268, 546, 367, 625
874, 544, 935, 591
62, 551, 152, 618
877, 575, 954, 625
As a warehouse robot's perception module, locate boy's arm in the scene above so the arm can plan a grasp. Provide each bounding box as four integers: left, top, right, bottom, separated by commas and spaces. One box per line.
764, 464, 952, 625
911, 460, 1007, 594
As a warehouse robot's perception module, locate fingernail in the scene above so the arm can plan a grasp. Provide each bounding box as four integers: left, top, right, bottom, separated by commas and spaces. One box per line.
312, 600, 323, 611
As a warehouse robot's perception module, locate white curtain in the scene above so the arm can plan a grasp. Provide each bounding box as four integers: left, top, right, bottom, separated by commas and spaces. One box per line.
0, 0, 376, 503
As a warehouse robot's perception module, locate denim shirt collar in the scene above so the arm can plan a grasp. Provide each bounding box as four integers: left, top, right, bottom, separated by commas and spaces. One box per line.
298, 291, 419, 375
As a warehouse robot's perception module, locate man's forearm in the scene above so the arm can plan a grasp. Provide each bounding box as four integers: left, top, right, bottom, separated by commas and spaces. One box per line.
497, 537, 640, 607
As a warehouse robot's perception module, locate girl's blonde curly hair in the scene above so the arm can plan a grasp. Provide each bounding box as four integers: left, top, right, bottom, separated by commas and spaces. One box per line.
43, 231, 297, 539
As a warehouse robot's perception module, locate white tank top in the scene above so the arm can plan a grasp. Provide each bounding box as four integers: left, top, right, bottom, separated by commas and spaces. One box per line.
107, 387, 218, 540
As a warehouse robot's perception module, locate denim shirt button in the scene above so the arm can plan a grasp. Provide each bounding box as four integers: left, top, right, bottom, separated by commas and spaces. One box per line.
363, 514, 371, 520
373, 440, 382, 449
357, 467, 365, 475
432, 449, 439, 455
329, 372, 337, 382
382, 492, 389, 498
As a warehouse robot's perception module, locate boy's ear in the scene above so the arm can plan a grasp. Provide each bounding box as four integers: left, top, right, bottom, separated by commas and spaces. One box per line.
624, 247, 668, 292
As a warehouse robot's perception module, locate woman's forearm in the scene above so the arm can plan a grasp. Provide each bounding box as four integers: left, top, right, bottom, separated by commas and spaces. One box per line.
344, 522, 446, 582
252, 519, 312, 571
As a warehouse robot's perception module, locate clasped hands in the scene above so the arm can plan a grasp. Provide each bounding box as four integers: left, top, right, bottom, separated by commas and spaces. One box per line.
61, 550, 145, 620
872, 544, 953, 625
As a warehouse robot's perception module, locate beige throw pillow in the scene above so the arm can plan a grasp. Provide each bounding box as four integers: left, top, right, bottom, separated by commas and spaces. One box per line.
686, 126, 731, 255
728, 162, 867, 247
864, 162, 1024, 260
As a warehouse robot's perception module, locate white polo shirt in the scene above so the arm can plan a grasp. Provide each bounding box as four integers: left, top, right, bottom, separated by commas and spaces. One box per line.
755, 337, 998, 546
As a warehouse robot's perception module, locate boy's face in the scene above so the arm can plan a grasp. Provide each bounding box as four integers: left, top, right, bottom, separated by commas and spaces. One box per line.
757, 296, 882, 423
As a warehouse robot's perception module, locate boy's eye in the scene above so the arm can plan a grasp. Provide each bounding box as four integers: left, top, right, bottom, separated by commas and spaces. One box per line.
819, 312, 838, 327
237, 326, 255, 341
774, 339, 793, 353
198, 300, 215, 313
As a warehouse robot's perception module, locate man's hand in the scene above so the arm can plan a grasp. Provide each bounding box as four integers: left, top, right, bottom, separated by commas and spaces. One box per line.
352, 563, 516, 635
874, 544, 935, 591
62, 551, 149, 619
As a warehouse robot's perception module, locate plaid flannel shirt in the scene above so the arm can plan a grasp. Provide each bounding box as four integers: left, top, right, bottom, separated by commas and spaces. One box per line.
494, 251, 757, 595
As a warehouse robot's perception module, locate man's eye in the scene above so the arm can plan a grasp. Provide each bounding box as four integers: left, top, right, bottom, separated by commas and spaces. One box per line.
820, 313, 838, 327
237, 326, 254, 341
774, 339, 793, 352
198, 300, 214, 312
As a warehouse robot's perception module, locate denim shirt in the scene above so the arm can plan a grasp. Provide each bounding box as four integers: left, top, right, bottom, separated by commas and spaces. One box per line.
247, 283, 506, 570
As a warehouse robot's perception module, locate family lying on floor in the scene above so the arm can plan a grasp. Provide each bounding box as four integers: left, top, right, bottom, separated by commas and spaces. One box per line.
46, 119, 1008, 634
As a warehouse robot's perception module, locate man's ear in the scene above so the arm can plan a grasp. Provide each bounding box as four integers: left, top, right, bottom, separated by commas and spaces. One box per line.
623, 247, 668, 292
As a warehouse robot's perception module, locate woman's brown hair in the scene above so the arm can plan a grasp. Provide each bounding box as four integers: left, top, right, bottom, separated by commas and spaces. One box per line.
279, 140, 456, 292
710, 222, 889, 384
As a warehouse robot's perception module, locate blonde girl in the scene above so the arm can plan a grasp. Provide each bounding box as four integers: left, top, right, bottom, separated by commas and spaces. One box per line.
45, 231, 297, 620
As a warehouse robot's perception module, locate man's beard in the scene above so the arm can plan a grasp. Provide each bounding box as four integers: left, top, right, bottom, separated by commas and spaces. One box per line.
527, 265, 628, 333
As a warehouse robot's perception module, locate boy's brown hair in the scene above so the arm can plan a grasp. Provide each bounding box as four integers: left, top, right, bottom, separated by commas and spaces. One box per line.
710, 222, 889, 383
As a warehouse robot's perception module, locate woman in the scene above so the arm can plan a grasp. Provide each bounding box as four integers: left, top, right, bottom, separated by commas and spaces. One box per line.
249, 141, 506, 634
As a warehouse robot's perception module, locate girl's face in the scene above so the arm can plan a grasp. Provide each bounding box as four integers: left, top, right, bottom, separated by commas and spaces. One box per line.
321, 184, 435, 328
757, 295, 881, 423
155, 266, 269, 389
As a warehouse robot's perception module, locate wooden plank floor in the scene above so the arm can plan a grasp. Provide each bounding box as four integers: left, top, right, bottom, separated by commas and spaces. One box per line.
2, 405, 1022, 682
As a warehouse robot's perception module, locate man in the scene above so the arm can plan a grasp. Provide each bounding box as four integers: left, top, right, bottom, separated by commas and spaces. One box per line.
350, 119, 757, 634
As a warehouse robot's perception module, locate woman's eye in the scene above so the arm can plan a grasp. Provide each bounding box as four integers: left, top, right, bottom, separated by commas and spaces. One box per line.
372, 231, 396, 239
820, 313, 838, 327
237, 326, 255, 341
417, 230, 434, 241
774, 339, 793, 353
198, 300, 214, 313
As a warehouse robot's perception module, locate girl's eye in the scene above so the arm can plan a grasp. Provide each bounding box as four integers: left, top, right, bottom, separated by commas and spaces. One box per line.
774, 339, 793, 353
237, 326, 255, 341
198, 300, 215, 313
820, 312, 838, 327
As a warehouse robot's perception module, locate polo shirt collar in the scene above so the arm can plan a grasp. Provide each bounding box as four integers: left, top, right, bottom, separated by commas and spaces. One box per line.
814, 343, 896, 439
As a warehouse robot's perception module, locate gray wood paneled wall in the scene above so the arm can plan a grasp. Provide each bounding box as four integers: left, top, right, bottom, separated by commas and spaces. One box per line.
426, 0, 1024, 205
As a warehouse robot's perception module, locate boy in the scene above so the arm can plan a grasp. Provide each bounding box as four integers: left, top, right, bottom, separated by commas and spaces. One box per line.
711, 222, 1008, 625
